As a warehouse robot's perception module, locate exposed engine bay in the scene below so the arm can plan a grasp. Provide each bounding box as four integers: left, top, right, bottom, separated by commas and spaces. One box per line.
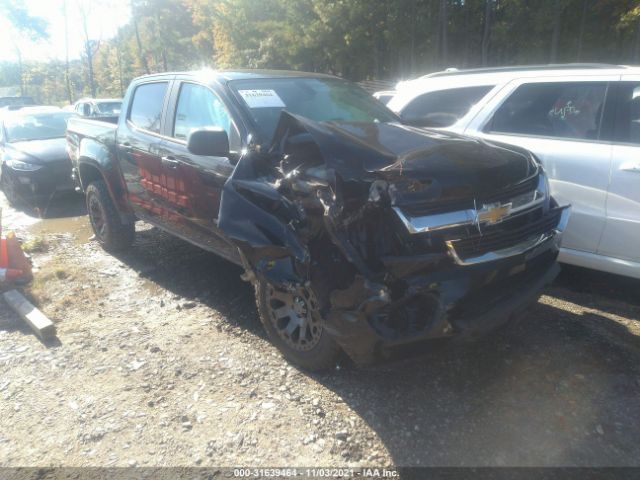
218, 112, 569, 363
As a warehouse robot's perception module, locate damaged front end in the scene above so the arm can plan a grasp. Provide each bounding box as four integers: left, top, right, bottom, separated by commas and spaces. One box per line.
219, 112, 569, 364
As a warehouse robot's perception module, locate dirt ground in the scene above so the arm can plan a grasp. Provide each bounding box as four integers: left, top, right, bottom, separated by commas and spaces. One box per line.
1, 192, 640, 468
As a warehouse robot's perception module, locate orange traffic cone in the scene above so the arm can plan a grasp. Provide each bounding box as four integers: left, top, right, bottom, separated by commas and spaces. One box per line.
0, 234, 32, 284
0, 206, 32, 284
0, 237, 7, 268
6, 233, 31, 275
0, 268, 23, 282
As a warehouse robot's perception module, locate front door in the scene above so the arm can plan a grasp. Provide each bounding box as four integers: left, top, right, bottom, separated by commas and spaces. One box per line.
598, 77, 640, 263
158, 81, 241, 259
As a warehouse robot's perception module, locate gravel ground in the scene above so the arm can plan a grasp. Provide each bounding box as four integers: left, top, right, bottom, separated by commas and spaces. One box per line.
1, 192, 640, 468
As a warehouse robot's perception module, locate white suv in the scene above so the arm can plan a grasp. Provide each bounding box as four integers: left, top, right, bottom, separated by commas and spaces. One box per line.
388, 64, 640, 279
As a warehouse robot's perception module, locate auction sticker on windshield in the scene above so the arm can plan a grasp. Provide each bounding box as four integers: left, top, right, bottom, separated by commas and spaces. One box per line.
238, 89, 286, 108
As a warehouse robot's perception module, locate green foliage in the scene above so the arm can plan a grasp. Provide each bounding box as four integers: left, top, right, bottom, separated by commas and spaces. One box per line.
187, 0, 640, 80
1, 0, 640, 104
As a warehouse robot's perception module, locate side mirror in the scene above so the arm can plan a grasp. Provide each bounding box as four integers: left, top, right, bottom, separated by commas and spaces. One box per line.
187, 127, 230, 157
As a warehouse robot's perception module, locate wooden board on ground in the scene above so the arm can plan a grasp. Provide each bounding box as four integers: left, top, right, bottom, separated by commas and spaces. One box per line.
3, 289, 56, 340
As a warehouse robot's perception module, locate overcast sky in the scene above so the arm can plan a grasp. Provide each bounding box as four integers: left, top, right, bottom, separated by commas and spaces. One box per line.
0, 0, 131, 62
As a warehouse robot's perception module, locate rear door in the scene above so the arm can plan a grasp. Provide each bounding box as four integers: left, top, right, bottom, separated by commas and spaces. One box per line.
597, 76, 640, 262
116, 80, 172, 222
157, 80, 242, 258
469, 77, 614, 255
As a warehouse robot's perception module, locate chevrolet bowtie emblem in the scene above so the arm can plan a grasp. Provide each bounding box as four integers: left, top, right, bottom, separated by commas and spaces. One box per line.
476, 202, 512, 225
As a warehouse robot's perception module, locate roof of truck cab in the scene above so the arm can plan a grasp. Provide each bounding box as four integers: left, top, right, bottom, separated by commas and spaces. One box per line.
134, 69, 340, 84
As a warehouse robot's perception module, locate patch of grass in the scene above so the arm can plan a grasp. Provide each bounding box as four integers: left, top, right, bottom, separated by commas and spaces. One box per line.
54, 269, 68, 280
24, 257, 102, 322
21, 237, 49, 254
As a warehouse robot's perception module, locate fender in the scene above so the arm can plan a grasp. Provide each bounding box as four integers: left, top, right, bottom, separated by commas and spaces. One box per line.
76, 135, 135, 221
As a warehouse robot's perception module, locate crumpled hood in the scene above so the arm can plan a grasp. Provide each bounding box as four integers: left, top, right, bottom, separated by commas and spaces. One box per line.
271, 113, 539, 206
5, 138, 69, 164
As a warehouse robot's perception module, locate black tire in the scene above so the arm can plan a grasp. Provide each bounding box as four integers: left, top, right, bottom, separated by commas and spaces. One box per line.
255, 279, 342, 372
86, 180, 135, 251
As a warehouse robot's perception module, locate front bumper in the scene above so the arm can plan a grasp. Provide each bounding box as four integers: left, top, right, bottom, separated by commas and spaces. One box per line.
3, 160, 75, 205
325, 207, 569, 365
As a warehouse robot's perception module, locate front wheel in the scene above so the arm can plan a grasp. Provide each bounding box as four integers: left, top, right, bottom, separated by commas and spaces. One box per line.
86, 180, 135, 251
255, 280, 342, 372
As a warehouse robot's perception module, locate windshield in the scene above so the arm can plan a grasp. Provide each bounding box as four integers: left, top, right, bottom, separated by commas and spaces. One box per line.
95, 101, 122, 115
4, 112, 74, 142
229, 77, 398, 142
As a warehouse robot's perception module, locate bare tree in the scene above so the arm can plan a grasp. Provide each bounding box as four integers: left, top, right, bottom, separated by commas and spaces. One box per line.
576, 0, 589, 61
634, 16, 640, 63
408, 0, 416, 75
438, 0, 448, 66
462, 0, 470, 67
63, 0, 73, 103
481, 0, 492, 66
153, 8, 169, 72
131, 0, 150, 74
78, 0, 100, 97
550, 0, 563, 63
116, 31, 125, 97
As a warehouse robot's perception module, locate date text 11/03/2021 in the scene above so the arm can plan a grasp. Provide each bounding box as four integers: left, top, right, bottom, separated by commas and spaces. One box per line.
232, 467, 399, 477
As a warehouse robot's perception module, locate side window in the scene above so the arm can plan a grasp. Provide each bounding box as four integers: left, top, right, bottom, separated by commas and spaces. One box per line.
173, 82, 239, 151
129, 82, 168, 134
489, 82, 607, 140
611, 82, 640, 146
400, 86, 493, 127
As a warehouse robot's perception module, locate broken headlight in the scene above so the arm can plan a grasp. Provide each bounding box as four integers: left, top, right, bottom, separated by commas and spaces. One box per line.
6, 159, 43, 171
537, 170, 550, 199
536, 170, 551, 211
387, 178, 438, 206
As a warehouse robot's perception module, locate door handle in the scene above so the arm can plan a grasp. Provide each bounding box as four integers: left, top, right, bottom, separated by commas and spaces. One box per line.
161, 156, 180, 169
121, 142, 133, 153
619, 162, 640, 172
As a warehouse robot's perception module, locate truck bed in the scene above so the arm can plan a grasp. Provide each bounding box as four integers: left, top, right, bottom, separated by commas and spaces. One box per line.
66, 116, 120, 196
67, 116, 118, 145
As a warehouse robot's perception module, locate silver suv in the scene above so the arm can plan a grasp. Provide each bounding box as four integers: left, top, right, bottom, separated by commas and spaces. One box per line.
388, 64, 640, 279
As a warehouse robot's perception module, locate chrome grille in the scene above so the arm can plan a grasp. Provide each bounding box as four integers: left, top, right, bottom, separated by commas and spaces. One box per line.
446, 207, 563, 261
401, 176, 538, 217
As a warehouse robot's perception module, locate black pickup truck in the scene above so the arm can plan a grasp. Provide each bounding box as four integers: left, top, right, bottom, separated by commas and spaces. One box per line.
66, 70, 569, 371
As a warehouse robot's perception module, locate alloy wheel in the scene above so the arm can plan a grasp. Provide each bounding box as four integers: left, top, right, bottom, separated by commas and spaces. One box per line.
265, 284, 323, 351
88, 194, 107, 240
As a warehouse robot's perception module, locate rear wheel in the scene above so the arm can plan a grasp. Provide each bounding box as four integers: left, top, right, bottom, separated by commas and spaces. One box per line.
86, 180, 134, 251
255, 280, 342, 372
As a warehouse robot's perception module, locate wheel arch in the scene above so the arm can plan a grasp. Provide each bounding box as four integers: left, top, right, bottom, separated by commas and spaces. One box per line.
77, 159, 135, 224
78, 161, 104, 190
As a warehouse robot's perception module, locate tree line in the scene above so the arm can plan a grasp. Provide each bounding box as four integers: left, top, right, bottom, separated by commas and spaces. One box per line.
1, 0, 639, 105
